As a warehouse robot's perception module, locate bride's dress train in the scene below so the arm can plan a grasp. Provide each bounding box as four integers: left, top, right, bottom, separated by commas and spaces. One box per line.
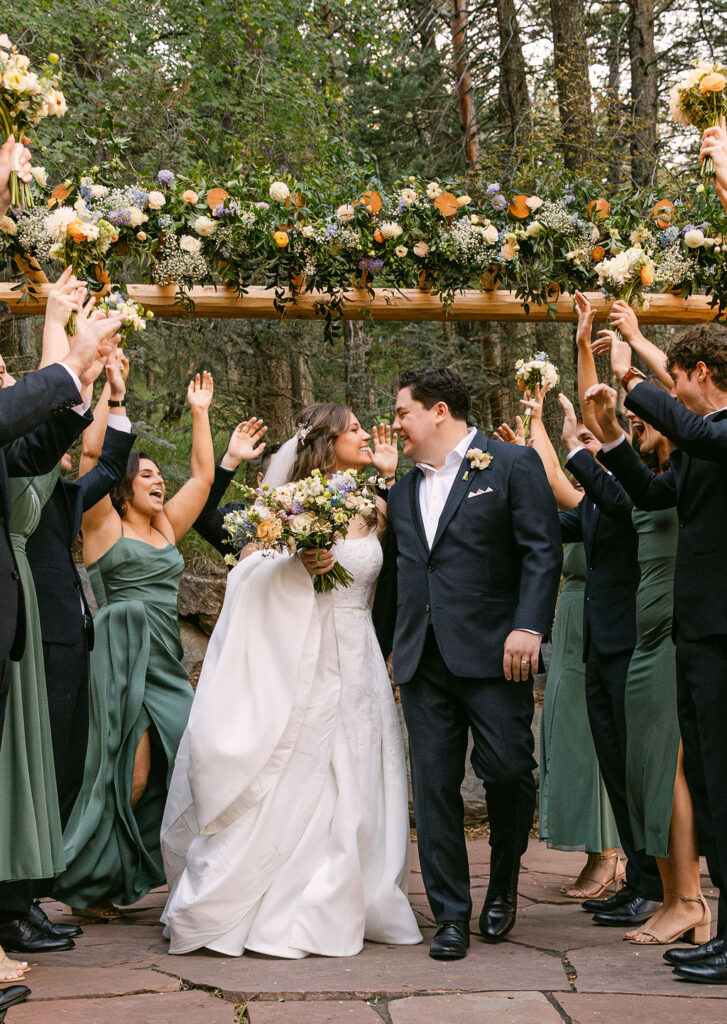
160, 531, 421, 957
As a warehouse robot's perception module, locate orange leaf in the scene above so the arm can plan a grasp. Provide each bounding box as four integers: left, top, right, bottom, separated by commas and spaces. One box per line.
48, 182, 73, 208
360, 190, 382, 214
434, 191, 459, 218
285, 192, 306, 210
508, 194, 530, 219
206, 187, 230, 210
587, 198, 611, 223
650, 199, 675, 229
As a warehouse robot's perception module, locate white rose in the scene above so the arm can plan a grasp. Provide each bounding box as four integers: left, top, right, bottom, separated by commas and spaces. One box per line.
179, 234, 202, 253
426, 181, 441, 198
526, 195, 543, 211
268, 180, 290, 202
413, 240, 429, 257
147, 190, 166, 210
73, 198, 87, 213
380, 220, 402, 239
3, 68, 28, 92
526, 220, 542, 237
194, 215, 217, 237
129, 207, 147, 228
30, 166, 47, 187
399, 188, 417, 205
483, 224, 499, 245
0, 215, 18, 235
395, 245, 408, 257
336, 203, 356, 222
24, 72, 42, 95
684, 229, 705, 248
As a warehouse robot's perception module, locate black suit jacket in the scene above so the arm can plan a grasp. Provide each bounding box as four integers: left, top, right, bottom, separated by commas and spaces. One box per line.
192, 462, 241, 557
25, 425, 136, 648
600, 381, 727, 643
380, 431, 562, 683
560, 449, 640, 661
1, 365, 93, 661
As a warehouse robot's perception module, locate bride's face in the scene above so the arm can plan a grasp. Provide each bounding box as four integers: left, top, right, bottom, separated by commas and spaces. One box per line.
334, 414, 373, 471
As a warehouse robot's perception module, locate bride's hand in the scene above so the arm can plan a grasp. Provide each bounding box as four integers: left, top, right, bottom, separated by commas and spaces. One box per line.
301, 548, 336, 576
371, 423, 399, 479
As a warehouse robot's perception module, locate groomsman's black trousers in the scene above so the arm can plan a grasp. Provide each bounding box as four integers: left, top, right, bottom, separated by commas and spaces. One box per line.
585, 649, 663, 902
676, 635, 727, 939
399, 628, 536, 924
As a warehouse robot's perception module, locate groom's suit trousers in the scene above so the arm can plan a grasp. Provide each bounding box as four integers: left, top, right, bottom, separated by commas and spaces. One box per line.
400, 628, 536, 924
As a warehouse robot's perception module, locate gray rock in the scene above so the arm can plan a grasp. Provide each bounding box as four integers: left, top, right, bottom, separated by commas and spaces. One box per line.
178, 571, 227, 635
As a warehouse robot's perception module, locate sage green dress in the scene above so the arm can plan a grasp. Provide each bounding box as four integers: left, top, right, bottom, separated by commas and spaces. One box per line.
0, 468, 65, 882
52, 532, 194, 908
625, 507, 679, 858
539, 543, 620, 852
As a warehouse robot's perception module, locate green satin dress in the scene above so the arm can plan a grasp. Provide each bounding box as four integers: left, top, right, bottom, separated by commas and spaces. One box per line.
52, 531, 193, 908
626, 507, 679, 858
539, 543, 620, 852
0, 468, 65, 882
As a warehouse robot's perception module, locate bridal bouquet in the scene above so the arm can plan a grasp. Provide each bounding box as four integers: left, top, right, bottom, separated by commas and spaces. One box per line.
596, 246, 655, 305
96, 291, 153, 345
669, 61, 727, 181
0, 35, 67, 208
515, 353, 560, 431
223, 468, 379, 592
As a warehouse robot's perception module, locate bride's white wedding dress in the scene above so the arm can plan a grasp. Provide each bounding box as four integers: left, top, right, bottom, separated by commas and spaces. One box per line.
160, 530, 421, 957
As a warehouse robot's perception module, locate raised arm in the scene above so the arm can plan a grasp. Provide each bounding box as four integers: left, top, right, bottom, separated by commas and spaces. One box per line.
592, 302, 673, 391
701, 119, 727, 214
38, 269, 86, 369
523, 386, 584, 511
573, 291, 605, 442
80, 350, 132, 534
154, 372, 215, 544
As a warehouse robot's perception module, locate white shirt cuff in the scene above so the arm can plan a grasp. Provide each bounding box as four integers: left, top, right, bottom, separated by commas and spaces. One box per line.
564, 445, 584, 462
59, 363, 86, 413
108, 414, 132, 434
520, 629, 542, 637
601, 434, 627, 453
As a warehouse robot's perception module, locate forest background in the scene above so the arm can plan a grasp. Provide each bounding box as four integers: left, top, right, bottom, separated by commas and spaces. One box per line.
2, 0, 726, 565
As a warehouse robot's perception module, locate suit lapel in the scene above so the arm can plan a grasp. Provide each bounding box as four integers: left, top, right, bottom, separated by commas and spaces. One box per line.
430, 429, 487, 552
407, 468, 429, 556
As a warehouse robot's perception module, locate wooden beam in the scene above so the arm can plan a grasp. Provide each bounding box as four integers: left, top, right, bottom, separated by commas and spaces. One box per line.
0, 283, 724, 324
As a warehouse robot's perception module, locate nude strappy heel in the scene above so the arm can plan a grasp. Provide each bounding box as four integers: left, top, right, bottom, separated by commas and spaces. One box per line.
629, 892, 711, 946
560, 851, 626, 899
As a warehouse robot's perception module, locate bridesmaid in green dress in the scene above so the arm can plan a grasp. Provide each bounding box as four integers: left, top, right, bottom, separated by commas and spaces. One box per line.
52, 369, 215, 916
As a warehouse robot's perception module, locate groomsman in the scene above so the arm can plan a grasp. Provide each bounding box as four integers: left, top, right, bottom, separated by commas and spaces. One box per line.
380, 368, 562, 960
592, 324, 727, 984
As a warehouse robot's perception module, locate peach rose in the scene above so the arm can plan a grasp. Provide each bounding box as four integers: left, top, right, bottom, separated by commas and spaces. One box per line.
641, 264, 655, 286
699, 72, 726, 94
257, 518, 283, 542
273, 230, 289, 247
181, 189, 198, 204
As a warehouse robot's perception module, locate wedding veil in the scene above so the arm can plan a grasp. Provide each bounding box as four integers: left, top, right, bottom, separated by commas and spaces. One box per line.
262, 435, 298, 488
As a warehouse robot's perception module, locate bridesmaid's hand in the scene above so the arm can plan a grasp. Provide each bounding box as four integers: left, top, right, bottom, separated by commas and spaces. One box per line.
187, 371, 214, 412
371, 423, 399, 479
301, 549, 336, 577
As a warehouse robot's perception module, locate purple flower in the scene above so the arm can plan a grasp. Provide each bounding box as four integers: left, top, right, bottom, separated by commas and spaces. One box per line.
358, 257, 384, 273
325, 222, 337, 237
157, 169, 175, 186
486, 182, 501, 196
682, 223, 696, 234
213, 203, 231, 218
563, 193, 576, 205
491, 194, 507, 212
107, 209, 131, 227
330, 472, 357, 493
291, 501, 304, 514
397, 200, 407, 214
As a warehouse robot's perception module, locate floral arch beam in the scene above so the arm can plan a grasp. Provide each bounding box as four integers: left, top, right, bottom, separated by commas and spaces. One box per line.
0, 284, 723, 324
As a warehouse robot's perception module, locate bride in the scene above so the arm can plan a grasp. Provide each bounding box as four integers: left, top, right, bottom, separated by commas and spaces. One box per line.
160, 403, 422, 957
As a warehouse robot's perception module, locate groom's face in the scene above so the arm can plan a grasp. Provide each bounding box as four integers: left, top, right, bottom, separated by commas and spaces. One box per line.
393, 387, 440, 461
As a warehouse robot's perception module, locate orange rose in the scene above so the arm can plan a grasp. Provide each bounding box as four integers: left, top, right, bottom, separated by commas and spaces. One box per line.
373, 228, 384, 243
257, 518, 283, 542
699, 72, 726, 94
641, 264, 655, 286
273, 230, 289, 247
591, 245, 605, 261
66, 220, 87, 243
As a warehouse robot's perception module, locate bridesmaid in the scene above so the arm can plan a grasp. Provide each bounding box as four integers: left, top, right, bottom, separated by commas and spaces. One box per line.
52, 370, 215, 917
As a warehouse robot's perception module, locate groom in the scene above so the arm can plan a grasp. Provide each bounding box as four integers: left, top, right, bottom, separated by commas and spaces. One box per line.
379, 367, 562, 960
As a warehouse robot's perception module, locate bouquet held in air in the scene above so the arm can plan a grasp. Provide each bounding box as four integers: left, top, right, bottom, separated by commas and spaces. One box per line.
223, 468, 380, 592
97, 291, 153, 345
669, 61, 727, 181
0, 34, 67, 208
515, 353, 560, 431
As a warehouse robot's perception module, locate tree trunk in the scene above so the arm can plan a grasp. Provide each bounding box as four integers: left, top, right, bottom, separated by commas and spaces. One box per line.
548, 0, 596, 171
605, 3, 628, 185
495, 0, 531, 151
628, 0, 658, 186
450, 0, 480, 171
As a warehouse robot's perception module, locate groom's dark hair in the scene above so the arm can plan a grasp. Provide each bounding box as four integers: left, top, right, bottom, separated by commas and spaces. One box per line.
399, 367, 470, 421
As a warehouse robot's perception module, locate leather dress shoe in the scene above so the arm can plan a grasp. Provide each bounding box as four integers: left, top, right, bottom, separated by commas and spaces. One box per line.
591, 896, 662, 927
673, 949, 727, 984
27, 902, 82, 939
664, 936, 724, 966
479, 894, 516, 943
0, 985, 30, 1017
582, 886, 637, 914
0, 917, 75, 953
429, 921, 470, 960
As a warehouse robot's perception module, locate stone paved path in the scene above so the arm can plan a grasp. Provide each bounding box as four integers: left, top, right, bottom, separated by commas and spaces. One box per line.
6, 839, 727, 1023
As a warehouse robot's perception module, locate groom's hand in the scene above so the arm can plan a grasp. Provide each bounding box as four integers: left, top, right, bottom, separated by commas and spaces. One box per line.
503, 630, 541, 682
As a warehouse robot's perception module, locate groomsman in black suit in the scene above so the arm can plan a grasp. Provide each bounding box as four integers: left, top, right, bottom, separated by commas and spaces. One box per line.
558, 408, 663, 927
381, 368, 562, 960
591, 324, 727, 983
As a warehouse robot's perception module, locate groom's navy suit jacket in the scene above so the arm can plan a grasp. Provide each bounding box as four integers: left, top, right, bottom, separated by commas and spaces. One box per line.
378, 430, 562, 684
600, 381, 727, 643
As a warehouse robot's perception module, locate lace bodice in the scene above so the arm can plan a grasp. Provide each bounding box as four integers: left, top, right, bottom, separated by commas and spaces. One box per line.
329, 531, 383, 610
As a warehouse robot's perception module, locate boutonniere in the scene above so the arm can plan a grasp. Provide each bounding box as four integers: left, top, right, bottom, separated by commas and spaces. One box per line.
463, 448, 493, 480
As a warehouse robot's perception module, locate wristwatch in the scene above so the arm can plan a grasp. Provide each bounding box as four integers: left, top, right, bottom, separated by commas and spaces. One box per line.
108, 398, 126, 407
620, 366, 646, 391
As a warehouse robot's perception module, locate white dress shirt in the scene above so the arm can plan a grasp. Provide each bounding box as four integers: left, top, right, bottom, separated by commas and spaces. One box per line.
60, 363, 131, 432
416, 428, 478, 548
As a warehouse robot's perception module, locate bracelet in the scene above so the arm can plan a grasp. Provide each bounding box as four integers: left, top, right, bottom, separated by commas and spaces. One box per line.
383, 475, 396, 483
108, 398, 126, 408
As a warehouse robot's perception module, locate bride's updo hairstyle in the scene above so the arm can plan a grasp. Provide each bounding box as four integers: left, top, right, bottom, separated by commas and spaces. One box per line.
291, 403, 353, 482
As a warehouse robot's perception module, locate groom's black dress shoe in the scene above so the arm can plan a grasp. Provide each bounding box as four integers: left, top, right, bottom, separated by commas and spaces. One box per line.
0, 917, 75, 953
479, 894, 516, 943
673, 949, 727, 984
582, 886, 636, 914
28, 902, 83, 939
591, 896, 662, 927
0, 985, 30, 1018
664, 937, 724, 966
429, 921, 469, 960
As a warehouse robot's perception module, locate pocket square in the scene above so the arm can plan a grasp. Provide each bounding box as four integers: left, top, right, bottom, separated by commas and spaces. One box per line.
468, 487, 494, 498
